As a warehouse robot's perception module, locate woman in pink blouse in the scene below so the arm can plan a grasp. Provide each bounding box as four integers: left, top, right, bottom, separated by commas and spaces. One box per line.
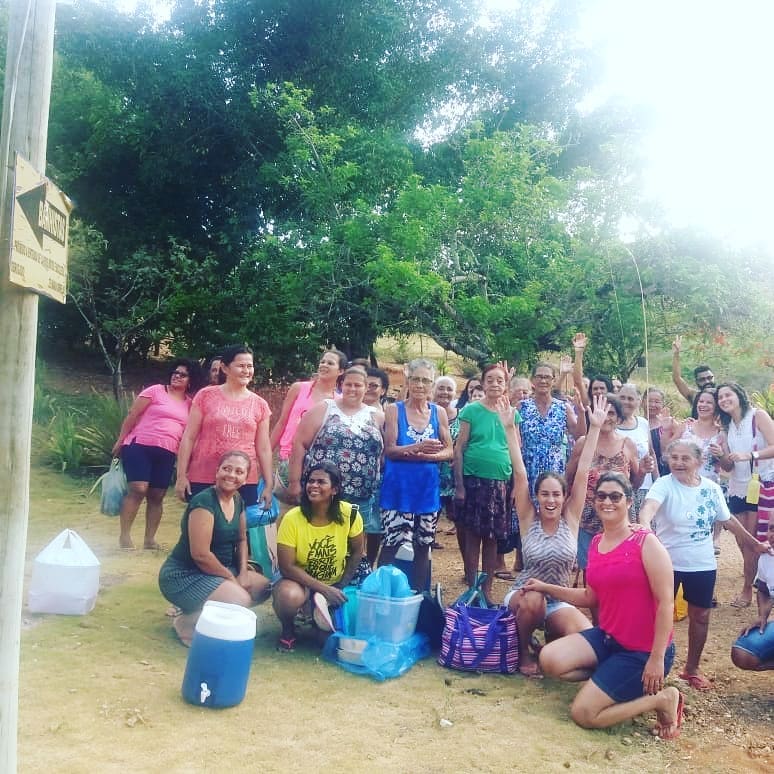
176, 345, 274, 510
113, 359, 200, 549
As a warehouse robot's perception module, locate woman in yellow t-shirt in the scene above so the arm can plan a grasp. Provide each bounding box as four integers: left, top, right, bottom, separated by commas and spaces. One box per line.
273, 461, 364, 652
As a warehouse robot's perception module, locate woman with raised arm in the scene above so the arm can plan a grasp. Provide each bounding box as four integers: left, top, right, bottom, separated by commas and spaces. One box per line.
506, 395, 609, 677
524, 473, 681, 739
571, 332, 614, 408
566, 394, 643, 573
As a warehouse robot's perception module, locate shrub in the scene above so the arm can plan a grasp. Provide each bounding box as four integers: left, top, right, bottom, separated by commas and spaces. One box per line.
45, 413, 85, 472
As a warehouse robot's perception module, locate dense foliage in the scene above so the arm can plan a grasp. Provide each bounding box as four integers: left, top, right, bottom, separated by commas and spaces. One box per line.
7, 0, 769, 383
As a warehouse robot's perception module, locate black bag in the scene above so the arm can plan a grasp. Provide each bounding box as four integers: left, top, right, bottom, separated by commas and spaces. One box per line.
415, 583, 445, 650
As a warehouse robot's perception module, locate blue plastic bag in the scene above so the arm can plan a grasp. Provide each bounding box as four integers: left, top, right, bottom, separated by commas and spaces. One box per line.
360, 565, 412, 598
322, 631, 430, 681
245, 479, 280, 528
91, 458, 127, 517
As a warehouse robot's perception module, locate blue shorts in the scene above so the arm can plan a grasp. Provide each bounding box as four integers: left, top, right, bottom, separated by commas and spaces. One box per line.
189, 481, 259, 507
580, 627, 676, 703
729, 495, 757, 514
121, 441, 176, 489
733, 622, 774, 661
673, 569, 716, 609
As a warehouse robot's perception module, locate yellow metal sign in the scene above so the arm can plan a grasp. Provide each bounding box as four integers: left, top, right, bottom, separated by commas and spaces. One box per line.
9, 153, 72, 303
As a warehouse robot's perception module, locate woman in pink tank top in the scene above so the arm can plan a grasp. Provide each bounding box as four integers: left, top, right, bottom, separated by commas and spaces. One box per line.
523, 472, 684, 740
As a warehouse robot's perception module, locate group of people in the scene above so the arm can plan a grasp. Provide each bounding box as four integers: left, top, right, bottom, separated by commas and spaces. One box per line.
108, 335, 774, 740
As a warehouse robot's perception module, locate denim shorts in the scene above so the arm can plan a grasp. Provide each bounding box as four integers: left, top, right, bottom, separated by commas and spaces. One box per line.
580, 627, 676, 703
357, 492, 383, 535
733, 622, 774, 661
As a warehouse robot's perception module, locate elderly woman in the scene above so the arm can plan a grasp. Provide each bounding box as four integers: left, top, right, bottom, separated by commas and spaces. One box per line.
716, 382, 774, 607
616, 382, 657, 515
175, 345, 274, 510
273, 461, 365, 652
640, 438, 769, 690
288, 366, 384, 538
454, 363, 520, 602
506, 396, 609, 676
113, 358, 201, 549
377, 360, 453, 591
159, 451, 271, 646
269, 349, 347, 500
525, 473, 681, 740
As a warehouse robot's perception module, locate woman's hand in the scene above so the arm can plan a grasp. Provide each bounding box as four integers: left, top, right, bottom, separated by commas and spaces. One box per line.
259, 483, 273, 510
708, 441, 724, 459
641, 654, 665, 695
319, 584, 348, 607
728, 451, 753, 463
111, 441, 123, 458
495, 360, 515, 383
521, 578, 548, 595
454, 483, 466, 503
559, 354, 573, 375
495, 396, 515, 428
572, 332, 587, 351
286, 480, 302, 505
639, 454, 655, 475
672, 335, 682, 355
588, 394, 609, 428
175, 474, 191, 502
740, 617, 768, 636
414, 438, 443, 454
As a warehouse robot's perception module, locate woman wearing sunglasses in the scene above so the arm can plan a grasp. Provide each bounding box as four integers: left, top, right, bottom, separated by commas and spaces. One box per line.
113, 358, 201, 549
523, 473, 683, 740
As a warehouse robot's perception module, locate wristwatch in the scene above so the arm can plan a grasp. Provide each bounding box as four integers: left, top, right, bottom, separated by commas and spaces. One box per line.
752, 451, 760, 461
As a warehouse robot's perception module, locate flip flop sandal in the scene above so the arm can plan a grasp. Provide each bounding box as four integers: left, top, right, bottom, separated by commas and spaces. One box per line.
729, 597, 751, 609
493, 571, 517, 581
165, 605, 182, 618
656, 691, 684, 740
679, 671, 713, 691
276, 636, 296, 653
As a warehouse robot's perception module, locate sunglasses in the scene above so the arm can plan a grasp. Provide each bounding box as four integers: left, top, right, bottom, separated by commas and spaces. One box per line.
594, 491, 626, 503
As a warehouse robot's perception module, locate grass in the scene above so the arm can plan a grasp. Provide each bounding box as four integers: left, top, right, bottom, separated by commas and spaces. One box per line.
17, 463, 683, 774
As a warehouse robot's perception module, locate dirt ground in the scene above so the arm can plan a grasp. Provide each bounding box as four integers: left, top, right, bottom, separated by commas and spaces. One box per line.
17, 462, 774, 774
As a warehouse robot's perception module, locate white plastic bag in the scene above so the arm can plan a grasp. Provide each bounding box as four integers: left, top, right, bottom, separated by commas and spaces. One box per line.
28, 529, 100, 615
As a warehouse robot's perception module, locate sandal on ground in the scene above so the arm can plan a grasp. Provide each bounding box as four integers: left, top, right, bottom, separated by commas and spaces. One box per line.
276, 636, 296, 653
165, 605, 182, 618
679, 670, 713, 691
655, 691, 684, 740
431, 541, 444, 549
493, 570, 517, 581
729, 596, 751, 609
312, 592, 335, 632
442, 527, 457, 536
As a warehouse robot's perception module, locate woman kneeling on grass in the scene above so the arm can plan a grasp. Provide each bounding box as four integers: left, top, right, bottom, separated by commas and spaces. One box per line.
273, 461, 365, 652
523, 472, 683, 740
158, 451, 271, 646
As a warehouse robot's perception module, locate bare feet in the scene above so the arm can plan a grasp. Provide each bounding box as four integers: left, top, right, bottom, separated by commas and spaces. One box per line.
119, 537, 135, 550
173, 613, 197, 647
143, 540, 163, 550
653, 686, 683, 740
730, 594, 752, 609
518, 659, 543, 679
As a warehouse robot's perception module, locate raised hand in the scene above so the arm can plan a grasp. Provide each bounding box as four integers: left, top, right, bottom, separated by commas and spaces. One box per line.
672, 335, 682, 355
495, 396, 516, 428
572, 332, 587, 350
495, 360, 515, 383
589, 394, 609, 428
559, 354, 573, 374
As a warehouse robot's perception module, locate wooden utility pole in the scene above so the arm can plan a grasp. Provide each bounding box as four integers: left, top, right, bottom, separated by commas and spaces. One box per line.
0, 1, 56, 770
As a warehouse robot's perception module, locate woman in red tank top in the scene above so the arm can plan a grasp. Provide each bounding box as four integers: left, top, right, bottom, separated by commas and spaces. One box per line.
523, 472, 684, 740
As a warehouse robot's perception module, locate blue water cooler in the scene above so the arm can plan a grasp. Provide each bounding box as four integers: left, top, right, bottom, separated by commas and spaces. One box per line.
181, 601, 257, 708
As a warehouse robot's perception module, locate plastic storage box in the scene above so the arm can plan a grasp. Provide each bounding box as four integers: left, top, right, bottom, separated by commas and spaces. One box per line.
355, 591, 422, 643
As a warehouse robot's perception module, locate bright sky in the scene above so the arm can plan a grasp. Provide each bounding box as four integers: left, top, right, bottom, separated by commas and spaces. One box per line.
578, 0, 774, 252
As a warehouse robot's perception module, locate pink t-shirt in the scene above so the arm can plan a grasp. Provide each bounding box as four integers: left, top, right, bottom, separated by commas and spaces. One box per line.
122, 384, 191, 454
278, 380, 315, 460
587, 528, 673, 652
187, 386, 271, 485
